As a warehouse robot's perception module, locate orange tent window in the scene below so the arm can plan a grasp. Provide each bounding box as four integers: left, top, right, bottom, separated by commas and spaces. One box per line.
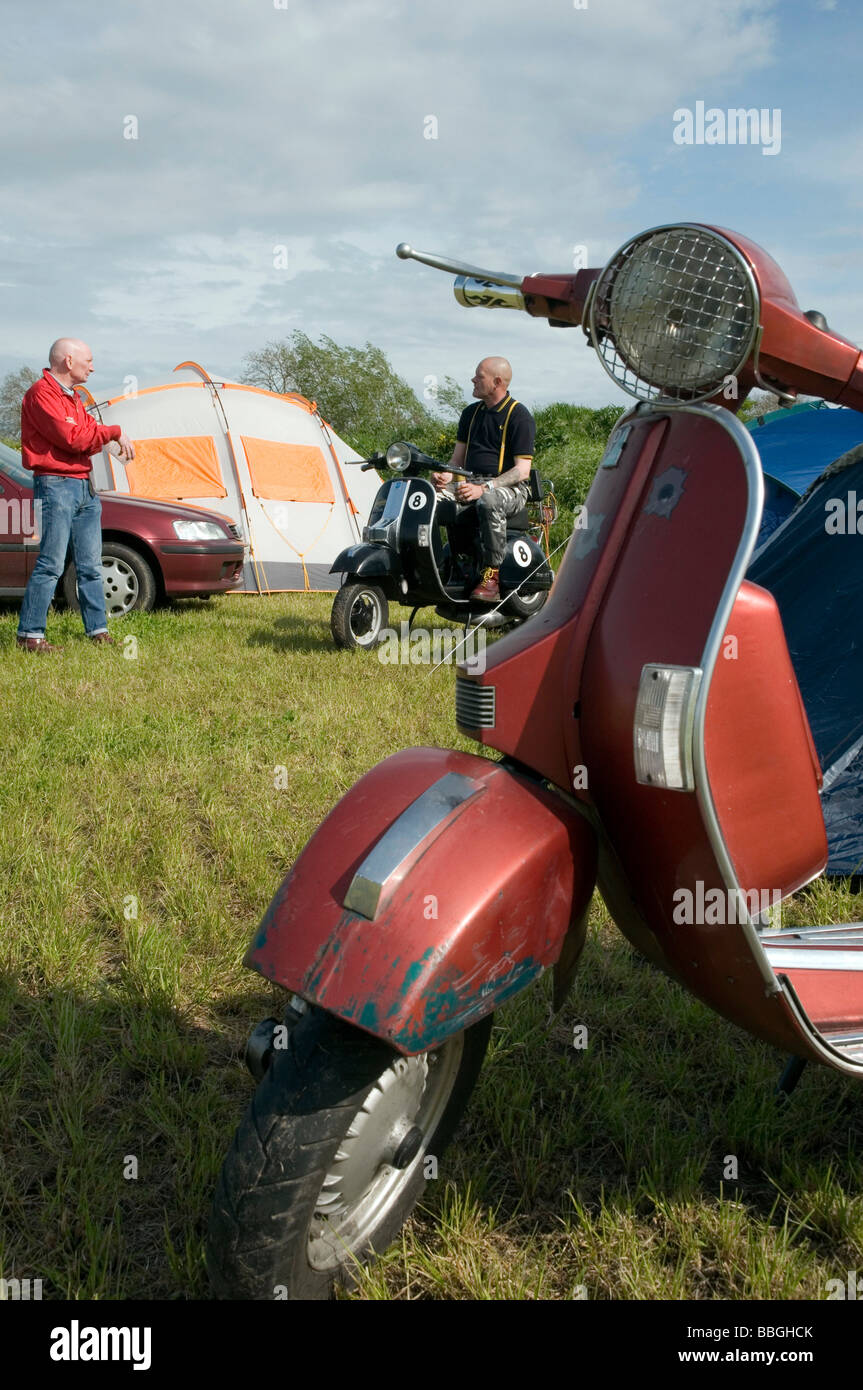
241, 437, 334, 504
124, 437, 227, 499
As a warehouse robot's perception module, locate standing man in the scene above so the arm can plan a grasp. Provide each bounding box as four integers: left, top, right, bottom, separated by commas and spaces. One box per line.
16, 338, 135, 653
432, 356, 535, 603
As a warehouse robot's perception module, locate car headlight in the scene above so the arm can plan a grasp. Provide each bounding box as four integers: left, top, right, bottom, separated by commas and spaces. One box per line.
172, 519, 226, 541
589, 224, 760, 403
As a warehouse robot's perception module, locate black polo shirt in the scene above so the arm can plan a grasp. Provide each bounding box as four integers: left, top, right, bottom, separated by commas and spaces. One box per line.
456, 392, 535, 478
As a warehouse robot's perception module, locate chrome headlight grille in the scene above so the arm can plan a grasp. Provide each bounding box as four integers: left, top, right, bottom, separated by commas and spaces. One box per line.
589, 225, 759, 403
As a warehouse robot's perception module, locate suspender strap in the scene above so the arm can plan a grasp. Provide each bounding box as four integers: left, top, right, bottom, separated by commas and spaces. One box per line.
464, 396, 520, 476
498, 397, 518, 475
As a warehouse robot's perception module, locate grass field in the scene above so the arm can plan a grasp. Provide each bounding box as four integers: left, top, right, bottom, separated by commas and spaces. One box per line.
1, 592, 861, 1301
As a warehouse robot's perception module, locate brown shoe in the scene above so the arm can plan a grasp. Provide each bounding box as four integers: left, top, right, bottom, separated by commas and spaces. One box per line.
16, 636, 62, 654
89, 632, 117, 646
469, 568, 500, 604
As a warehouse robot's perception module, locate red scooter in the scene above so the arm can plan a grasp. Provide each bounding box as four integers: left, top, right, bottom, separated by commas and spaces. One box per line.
207, 223, 863, 1300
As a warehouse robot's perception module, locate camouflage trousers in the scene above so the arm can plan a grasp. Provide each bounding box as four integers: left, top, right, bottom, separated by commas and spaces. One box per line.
443, 480, 530, 568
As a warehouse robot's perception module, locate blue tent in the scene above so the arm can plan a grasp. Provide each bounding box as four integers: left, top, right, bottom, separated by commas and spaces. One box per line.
751, 401, 863, 548
748, 412, 863, 878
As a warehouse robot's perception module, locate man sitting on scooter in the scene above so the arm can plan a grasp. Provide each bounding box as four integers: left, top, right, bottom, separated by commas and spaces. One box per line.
432, 356, 535, 604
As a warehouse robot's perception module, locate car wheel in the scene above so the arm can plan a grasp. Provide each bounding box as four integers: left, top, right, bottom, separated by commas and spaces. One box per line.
63, 542, 157, 617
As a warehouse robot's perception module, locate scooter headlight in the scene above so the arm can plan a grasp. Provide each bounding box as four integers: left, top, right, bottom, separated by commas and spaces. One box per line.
589, 225, 760, 403
386, 442, 412, 472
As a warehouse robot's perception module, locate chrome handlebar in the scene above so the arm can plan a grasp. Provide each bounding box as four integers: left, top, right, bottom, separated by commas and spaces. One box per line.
395, 242, 523, 290
395, 243, 526, 310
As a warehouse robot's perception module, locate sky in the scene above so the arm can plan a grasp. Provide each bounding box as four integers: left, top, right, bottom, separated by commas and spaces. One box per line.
1, 0, 861, 421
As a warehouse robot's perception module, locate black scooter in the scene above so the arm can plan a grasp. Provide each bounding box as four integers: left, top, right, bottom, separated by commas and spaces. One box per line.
330, 442, 556, 649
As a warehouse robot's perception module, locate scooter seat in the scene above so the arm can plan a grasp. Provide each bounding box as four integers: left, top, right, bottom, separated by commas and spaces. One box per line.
506, 508, 531, 532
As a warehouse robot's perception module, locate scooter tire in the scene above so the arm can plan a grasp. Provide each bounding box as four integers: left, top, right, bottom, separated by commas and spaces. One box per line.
502, 588, 548, 621
331, 581, 389, 649
206, 1005, 493, 1300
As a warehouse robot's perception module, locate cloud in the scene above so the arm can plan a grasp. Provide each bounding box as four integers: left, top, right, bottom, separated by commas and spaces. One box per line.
0, 0, 793, 408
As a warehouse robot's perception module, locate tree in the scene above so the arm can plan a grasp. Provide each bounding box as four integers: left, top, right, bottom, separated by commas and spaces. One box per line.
0, 365, 38, 442
738, 389, 781, 422
241, 333, 465, 458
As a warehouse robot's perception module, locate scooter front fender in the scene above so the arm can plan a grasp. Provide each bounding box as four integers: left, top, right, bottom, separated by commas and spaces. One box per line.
245, 748, 597, 1053
329, 543, 395, 577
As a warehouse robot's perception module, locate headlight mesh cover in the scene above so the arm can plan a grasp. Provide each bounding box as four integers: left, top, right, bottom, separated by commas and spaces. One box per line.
589, 225, 759, 403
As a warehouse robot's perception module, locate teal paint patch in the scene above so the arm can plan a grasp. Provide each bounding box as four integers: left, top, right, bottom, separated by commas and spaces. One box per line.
360, 999, 380, 1031
400, 948, 435, 995
397, 956, 541, 1051
248, 922, 269, 954
381, 947, 436, 1024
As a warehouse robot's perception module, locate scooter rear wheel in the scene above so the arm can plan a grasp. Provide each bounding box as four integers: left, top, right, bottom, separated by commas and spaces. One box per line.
331, 582, 389, 649
502, 588, 548, 621
206, 1006, 492, 1300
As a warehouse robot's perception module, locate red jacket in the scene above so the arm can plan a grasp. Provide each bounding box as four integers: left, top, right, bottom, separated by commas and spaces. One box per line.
21, 369, 121, 478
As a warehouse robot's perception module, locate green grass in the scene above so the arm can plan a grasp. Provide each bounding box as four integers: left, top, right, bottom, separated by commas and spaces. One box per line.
0, 592, 861, 1301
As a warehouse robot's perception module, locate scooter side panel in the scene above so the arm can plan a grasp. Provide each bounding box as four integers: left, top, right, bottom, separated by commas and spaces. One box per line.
579, 409, 825, 1057
498, 536, 552, 595
704, 580, 827, 895
245, 748, 597, 1054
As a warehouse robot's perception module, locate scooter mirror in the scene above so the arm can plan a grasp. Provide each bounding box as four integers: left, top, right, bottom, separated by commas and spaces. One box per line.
386, 442, 412, 472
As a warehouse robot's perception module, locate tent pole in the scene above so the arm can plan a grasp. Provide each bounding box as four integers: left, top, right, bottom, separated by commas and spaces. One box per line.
174, 361, 269, 594
315, 411, 363, 543
75, 384, 118, 490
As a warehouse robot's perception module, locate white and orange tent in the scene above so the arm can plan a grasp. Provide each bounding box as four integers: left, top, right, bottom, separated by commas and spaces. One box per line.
85, 362, 382, 592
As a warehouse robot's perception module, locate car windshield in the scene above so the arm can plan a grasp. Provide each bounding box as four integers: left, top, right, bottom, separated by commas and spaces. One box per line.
0, 442, 31, 489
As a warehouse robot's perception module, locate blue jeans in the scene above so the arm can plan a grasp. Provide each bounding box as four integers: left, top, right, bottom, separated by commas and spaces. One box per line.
18, 475, 108, 638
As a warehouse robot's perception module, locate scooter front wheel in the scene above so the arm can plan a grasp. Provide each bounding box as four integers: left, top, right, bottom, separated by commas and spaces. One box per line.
331, 581, 389, 649
206, 1006, 493, 1300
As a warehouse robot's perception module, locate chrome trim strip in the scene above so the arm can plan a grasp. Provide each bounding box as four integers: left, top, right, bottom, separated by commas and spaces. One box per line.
760, 923, 863, 945
774, 972, 863, 1071
764, 947, 863, 972
635, 403, 778, 988
825, 1029, 863, 1046
343, 772, 484, 920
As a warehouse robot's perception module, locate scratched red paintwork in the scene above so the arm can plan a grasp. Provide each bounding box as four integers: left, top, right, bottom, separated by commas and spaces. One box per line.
577, 411, 834, 1056
245, 748, 597, 1053
457, 409, 841, 1059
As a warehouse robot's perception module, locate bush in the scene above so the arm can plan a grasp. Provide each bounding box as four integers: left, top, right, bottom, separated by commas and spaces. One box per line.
532, 402, 624, 554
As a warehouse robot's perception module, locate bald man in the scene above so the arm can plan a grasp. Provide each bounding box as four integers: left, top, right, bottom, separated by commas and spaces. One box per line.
16, 339, 135, 652
432, 356, 535, 603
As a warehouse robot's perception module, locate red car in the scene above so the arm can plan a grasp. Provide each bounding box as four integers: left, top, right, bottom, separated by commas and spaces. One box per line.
0, 442, 245, 615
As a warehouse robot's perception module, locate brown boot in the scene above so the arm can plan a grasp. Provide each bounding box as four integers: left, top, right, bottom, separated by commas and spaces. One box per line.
16, 636, 62, 654
89, 633, 117, 646
470, 567, 500, 603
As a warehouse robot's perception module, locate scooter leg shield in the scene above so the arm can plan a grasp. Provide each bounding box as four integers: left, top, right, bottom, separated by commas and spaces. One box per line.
245, 748, 597, 1054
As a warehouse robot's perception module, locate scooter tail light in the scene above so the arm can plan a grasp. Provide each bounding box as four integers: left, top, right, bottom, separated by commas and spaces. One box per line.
633, 665, 702, 791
